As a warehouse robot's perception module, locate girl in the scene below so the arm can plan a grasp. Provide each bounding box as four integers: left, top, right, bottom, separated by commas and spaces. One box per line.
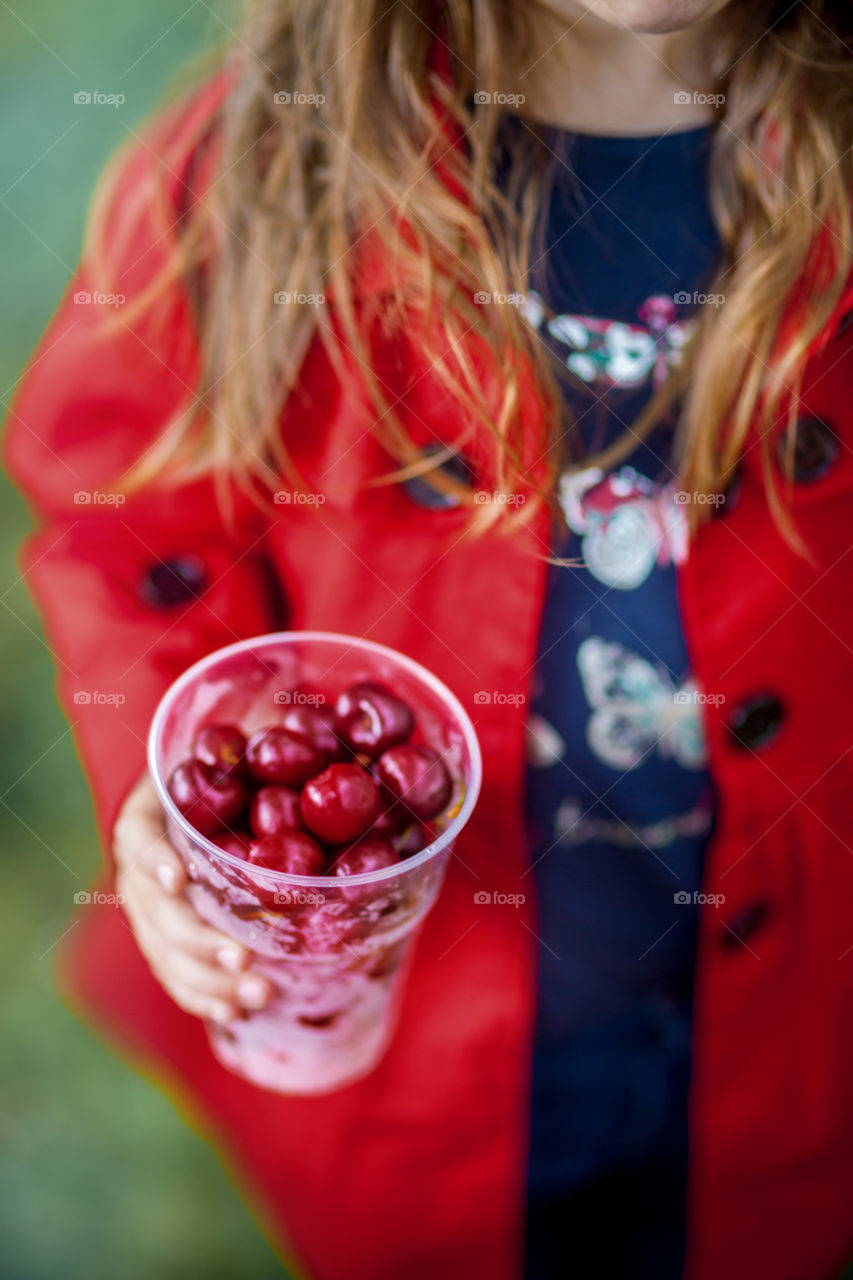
6, 2, 853, 1278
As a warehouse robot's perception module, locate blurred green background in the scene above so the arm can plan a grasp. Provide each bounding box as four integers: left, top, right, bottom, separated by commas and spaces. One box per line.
0, 3, 284, 1277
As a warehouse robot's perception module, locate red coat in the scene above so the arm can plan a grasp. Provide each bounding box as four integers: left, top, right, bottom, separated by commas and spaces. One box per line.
6, 76, 853, 1280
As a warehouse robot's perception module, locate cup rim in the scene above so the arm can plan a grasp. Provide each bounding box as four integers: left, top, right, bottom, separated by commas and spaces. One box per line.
147, 631, 483, 888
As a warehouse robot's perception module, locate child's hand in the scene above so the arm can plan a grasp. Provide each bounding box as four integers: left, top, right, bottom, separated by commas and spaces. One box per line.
112, 773, 272, 1024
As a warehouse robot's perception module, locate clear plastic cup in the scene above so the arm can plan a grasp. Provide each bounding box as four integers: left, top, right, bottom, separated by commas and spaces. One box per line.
148, 632, 482, 1095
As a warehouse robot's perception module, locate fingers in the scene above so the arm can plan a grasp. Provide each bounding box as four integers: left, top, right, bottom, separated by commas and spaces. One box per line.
113, 770, 273, 1022
113, 773, 188, 893
132, 907, 271, 1023
115, 772, 243, 963
120, 865, 273, 1020
123, 868, 249, 970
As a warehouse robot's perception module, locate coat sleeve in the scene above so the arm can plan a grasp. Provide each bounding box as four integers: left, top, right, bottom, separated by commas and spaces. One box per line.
3, 83, 283, 861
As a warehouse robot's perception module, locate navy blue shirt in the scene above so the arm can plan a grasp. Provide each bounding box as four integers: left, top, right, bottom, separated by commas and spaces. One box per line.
495, 118, 722, 1195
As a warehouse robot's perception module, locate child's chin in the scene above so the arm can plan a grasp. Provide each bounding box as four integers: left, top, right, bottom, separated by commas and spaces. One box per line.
579, 0, 728, 34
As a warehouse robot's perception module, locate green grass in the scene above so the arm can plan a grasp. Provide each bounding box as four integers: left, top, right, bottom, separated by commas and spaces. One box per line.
0, 3, 285, 1276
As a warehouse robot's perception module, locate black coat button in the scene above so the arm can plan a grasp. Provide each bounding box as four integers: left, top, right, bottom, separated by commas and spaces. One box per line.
721, 902, 770, 950
726, 694, 784, 751
835, 308, 853, 338
403, 444, 475, 510
711, 467, 740, 518
777, 416, 838, 484
140, 555, 207, 607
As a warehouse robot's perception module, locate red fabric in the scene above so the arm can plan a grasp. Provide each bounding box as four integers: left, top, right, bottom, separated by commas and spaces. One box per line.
5, 78, 853, 1280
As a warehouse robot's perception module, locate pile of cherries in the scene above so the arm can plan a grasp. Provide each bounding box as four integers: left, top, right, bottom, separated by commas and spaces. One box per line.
167, 680, 453, 881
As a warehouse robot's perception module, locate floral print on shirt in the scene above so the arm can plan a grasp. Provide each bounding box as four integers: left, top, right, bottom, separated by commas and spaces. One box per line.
523, 290, 695, 391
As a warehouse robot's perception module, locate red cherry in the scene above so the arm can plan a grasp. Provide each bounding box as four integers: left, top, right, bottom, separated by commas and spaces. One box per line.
215, 829, 253, 859
376, 744, 452, 820
193, 723, 247, 776
248, 831, 326, 876
329, 837, 399, 878
245, 727, 326, 787
249, 785, 305, 838
369, 804, 408, 839
168, 758, 247, 838
300, 763, 381, 845
394, 823, 427, 859
280, 704, 347, 762
333, 681, 415, 759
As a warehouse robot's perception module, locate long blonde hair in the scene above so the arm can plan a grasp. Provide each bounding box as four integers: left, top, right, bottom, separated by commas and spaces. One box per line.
91, 0, 853, 538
